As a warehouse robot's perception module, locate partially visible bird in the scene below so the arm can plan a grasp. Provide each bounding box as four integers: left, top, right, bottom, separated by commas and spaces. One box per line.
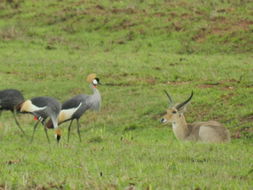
0, 89, 26, 135
46, 73, 102, 142
20, 96, 61, 143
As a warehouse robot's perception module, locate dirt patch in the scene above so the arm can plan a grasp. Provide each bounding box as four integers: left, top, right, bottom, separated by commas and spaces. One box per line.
153, 66, 162, 70
88, 136, 103, 143
145, 78, 156, 85
104, 73, 157, 86
112, 20, 138, 31
240, 113, 253, 122
220, 92, 235, 102
85, 5, 107, 15
0, 25, 25, 40
104, 82, 132, 87
27, 181, 66, 190
94, 4, 104, 10
221, 86, 235, 91
193, 18, 253, 43
198, 80, 239, 90
191, 158, 209, 163
231, 114, 253, 138
232, 126, 253, 139
198, 83, 234, 90
111, 8, 136, 14
105, 77, 156, 86
211, 20, 251, 35
167, 81, 190, 85
124, 125, 137, 132
6, 159, 21, 165
171, 22, 183, 31
198, 83, 219, 88
0, 184, 6, 190
181, 13, 192, 19
124, 184, 136, 190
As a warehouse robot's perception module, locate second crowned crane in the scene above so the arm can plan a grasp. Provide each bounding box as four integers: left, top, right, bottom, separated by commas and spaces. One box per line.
46, 73, 102, 142
20, 96, 61, 143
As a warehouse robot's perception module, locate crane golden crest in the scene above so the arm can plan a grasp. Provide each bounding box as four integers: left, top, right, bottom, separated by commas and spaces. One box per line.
86, 73, 97, 83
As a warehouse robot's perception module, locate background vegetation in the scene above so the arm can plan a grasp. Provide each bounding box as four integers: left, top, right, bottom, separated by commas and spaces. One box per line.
0, 0, 252, 189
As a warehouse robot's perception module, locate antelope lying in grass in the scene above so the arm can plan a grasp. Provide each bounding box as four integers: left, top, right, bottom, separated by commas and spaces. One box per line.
160, 91, 230, 143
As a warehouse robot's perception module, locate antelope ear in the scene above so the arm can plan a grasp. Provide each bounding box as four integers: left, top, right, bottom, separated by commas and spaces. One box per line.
175, 103, 188, 114
178, 105, 187, 114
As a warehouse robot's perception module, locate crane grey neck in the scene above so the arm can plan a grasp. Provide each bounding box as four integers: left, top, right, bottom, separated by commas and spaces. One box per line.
89, 84, 100, 94
88, 84, 101, 111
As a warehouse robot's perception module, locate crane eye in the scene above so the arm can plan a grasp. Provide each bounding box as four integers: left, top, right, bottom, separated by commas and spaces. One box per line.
172, 110, 177, 114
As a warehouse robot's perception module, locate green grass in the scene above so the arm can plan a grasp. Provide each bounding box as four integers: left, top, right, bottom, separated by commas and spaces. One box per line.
0, 0, 253, 189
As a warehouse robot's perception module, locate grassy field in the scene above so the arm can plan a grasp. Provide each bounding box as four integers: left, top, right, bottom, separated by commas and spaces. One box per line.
0, 0, 253, 189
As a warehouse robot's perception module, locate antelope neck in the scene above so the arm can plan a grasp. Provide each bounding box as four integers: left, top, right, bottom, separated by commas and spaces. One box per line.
172, 115, 189, 140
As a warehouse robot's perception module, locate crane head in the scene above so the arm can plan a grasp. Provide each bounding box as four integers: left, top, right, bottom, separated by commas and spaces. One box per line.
86, 73, 100, 87
92, 77, 100, 87
55, 128, 61, 143
86, 73, 97, 83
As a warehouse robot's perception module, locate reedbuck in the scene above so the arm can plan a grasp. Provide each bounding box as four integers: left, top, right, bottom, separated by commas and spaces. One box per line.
160, 91, 230, 143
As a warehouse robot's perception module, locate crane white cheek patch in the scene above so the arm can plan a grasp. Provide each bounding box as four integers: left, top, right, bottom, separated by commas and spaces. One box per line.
92, 79, 98, 85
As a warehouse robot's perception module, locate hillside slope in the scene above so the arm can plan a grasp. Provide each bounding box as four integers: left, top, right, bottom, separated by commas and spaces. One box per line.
0, 0, 252, 54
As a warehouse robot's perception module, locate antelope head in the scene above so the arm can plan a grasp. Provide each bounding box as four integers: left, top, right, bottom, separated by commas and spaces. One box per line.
160, 91, 193, 124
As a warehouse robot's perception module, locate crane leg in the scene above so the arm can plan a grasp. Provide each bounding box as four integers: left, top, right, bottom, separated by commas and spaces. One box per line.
43, 125, 50, 144
12, 109, 26, 135
76, 119, 82, 142
30, 120, 40, 143
67, 119, 74, 142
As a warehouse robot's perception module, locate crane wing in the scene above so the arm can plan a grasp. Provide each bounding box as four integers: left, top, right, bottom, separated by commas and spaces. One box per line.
62, 94, 88, 109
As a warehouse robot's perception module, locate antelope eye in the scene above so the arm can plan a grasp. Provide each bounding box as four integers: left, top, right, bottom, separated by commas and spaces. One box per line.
172, 110, 177, 114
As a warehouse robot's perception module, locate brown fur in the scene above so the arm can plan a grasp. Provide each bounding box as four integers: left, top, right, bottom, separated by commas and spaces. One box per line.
162, 108, 230, 143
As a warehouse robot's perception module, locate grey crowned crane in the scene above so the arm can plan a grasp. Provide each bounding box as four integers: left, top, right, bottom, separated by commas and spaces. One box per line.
0, 89, 26, 135
46, 73, 102, 142
20, 96, 61, 143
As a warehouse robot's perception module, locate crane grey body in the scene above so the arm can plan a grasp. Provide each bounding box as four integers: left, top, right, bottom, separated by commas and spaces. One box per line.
20, 96, 61, 142
30, 97, 61, 122
64, 87, 101, 121
47, 74, 101, 142
0, 89, 25, 134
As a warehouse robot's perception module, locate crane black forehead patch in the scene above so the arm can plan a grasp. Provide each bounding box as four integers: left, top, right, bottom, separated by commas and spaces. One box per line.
95, 78, 100, 83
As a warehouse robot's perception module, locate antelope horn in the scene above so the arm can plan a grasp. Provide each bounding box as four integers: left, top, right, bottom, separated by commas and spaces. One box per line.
176, 91, 194, 110
164, 90, 173, 105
